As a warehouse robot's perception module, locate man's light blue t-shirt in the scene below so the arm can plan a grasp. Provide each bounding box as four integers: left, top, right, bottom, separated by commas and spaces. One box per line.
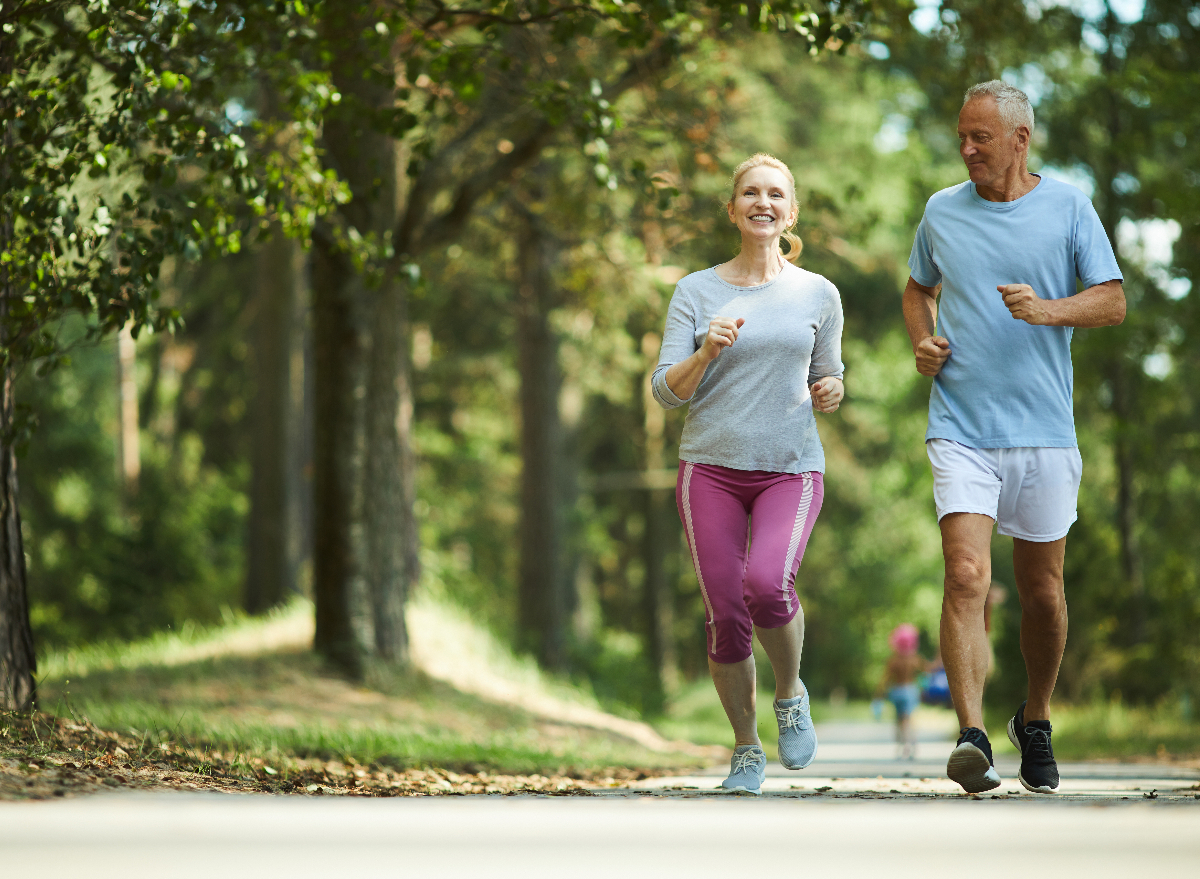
908, 175, 1122, 449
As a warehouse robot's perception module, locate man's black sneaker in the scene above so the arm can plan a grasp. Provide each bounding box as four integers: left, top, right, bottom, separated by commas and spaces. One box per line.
1007, 701, 1060, 794
946, 726, 1002, 793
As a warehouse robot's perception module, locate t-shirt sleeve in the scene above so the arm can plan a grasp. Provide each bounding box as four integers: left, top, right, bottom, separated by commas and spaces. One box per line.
808, 280, 845, 385
1073, 200, 1123, 288
907, 211, 941, 287
651, 285, 699, 409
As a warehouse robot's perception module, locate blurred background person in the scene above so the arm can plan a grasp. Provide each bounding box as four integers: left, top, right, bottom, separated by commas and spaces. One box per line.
876, 623, 925, 760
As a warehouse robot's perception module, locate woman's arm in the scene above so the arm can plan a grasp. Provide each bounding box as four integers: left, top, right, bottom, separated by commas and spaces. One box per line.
811, 376, 843, 413
661, 316, 744, 402
809, 281, 846, 413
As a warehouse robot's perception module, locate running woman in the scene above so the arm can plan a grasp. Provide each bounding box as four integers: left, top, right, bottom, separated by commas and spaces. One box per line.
652, 153, 844, 795
903, 81, 1125, 794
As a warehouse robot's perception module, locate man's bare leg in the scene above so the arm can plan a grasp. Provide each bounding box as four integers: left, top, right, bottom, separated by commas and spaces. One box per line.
1012, 537, 1068, 722
939, 513, 995, 731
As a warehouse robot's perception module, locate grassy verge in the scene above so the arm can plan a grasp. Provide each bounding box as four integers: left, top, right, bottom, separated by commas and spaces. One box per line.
987, 699, 1199, 762
39, 649, 690, 775
0, 710, 615, 800
6, 600, 706, 800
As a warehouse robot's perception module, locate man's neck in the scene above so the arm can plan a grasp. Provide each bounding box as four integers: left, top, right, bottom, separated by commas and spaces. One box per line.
976, 164, 1040, 203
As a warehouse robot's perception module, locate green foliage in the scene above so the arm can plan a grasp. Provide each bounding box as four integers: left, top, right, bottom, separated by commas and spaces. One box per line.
19, 320, 247, 647
11, 0, 1198, 736
0, 2, 339, 367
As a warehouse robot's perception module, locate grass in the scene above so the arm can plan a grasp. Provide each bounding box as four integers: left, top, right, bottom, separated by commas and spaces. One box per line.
31, 599, 705, 779
986, 698, 1199, 763
25, 600, 1198, 788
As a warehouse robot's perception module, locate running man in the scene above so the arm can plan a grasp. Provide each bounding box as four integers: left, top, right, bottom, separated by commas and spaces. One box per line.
902, 81, 1125, 794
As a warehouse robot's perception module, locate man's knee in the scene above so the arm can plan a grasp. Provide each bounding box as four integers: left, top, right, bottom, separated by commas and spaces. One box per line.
944, 554, 990, 596
1018, 575, 1066, 618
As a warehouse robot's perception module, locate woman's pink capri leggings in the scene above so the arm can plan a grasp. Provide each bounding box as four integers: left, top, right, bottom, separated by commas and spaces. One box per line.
676, 461, 824, 664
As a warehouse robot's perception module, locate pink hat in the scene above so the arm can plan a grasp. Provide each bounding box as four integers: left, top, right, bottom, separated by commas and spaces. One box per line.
890, 623, 919, 655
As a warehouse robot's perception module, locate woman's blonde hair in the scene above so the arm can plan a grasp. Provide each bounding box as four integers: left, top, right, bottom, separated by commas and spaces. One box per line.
725, 153, 803, 263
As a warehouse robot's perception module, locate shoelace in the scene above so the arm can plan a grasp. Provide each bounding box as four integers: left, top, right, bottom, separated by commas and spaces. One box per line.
958, 728, 992, 762
1024, 726, 1054, 759
731, 749, 765, 774
776, 702, 811, 731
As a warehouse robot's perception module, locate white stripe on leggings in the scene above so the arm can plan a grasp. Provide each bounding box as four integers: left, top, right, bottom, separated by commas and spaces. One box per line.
779, 473, 814, 615
681, 463, 717, 647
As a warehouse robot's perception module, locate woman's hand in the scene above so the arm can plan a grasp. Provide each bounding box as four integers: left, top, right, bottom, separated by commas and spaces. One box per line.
699, 316, 745, 362
810, 376, 843, 413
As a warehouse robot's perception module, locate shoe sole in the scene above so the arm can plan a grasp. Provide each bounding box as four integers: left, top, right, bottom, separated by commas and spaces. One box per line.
779, 742, 817, 771
946, 742, 1002, 793
779, 757, 815, 770
718, 785, 762, 796
1007, 716, 1060, 794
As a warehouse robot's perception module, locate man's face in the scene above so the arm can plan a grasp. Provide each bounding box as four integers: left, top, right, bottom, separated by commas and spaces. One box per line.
957, 97, 1027, 190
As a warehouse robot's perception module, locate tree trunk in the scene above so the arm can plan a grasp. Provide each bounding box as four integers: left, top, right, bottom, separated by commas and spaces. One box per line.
245, 227, 305, 614
515, 208, 568, 670
1110, 360, 1146, 642
310, 8, 409, 673
310, 228, 364, 676
0, 366, 35, 711
362, 276, 415, 663
1095, 8, 1146, 643
641, 337, 675, 709
0, 36, 36, 709
115, 324, 140, 492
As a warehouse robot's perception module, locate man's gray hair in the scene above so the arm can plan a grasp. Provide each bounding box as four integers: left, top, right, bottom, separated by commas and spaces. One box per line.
963, 80, 1035, 137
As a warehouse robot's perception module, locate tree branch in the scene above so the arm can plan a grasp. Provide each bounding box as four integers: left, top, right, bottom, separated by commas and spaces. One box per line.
395, 37, 679, 265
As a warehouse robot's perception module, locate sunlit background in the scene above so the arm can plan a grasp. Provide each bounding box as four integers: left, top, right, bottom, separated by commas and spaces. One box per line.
11, 0, 1197, 766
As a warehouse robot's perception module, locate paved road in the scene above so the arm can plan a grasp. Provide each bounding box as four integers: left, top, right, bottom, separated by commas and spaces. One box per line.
634, 718, 1200, 799
3, 790, 1198, 878
3, 719, 1196, 878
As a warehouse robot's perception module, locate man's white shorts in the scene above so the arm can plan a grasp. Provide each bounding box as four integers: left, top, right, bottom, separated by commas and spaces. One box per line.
926, 439, 1082, 542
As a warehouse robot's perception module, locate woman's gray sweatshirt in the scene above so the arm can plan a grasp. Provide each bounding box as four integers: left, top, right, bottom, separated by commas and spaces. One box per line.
651, 262, 844, 474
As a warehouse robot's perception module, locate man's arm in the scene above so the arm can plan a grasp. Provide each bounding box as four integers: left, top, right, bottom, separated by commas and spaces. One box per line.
999, 279, 1126, 328
902, 276, 951, 376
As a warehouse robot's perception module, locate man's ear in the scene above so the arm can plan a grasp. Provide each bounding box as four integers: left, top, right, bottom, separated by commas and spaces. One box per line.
1015, 124, 1032, 151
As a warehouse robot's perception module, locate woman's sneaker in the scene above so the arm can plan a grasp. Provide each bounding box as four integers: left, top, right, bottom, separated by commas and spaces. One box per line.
1007, 701, 1060, 793
719, 744, 766, 795
947, 727, 1002, 793
774, 685, 818, 769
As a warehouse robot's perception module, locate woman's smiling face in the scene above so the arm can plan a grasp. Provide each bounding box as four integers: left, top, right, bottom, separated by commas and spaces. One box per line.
728, 165, 797, 242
